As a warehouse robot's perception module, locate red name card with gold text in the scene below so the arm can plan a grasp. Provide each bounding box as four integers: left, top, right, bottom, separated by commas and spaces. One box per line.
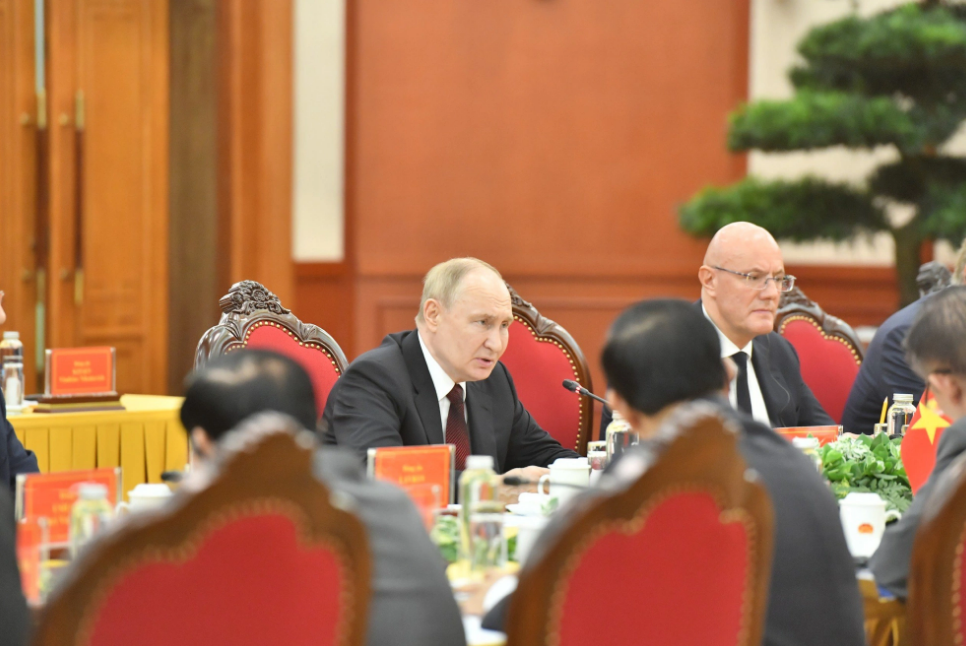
45, 346, 116, 396
775, 425, 842, 447
15, 468, 121, 545
367, 445, 455, 507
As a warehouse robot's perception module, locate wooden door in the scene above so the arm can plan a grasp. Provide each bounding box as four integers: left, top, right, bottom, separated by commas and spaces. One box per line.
46, 0, 168, 394
0, 0, 40, 391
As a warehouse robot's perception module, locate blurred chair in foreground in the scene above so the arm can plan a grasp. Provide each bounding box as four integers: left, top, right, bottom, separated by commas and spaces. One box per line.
504, 405, 774, 646
907, 451, 966, 646
195, 280, 348, 416
775, 287, 864, 424
33, 413, 370, 646
500, 283, 593, 456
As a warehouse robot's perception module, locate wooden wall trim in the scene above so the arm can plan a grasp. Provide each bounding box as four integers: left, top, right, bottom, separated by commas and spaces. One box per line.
216, 0, 294, 304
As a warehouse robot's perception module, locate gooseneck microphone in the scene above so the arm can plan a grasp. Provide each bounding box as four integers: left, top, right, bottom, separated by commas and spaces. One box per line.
562, 379, 610, 409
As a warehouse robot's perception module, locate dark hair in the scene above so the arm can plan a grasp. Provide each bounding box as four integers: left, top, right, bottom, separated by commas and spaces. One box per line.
180, 349, 318, 441
906, 286, 966, 376
601, 299, 726, 415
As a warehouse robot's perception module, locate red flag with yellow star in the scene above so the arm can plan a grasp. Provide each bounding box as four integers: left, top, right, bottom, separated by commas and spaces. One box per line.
901, 389, 953, 494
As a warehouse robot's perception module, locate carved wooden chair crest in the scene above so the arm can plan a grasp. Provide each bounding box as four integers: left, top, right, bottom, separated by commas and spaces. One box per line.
908, 450, 966, 646
774, 286, 864, 424
504, 403, 774, 646
195, 280, 348, 415
499, 283, 594, 456
33, 412, 371, 646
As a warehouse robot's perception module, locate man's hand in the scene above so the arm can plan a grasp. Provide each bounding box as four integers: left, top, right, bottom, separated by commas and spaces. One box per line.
501, 466, 549, 485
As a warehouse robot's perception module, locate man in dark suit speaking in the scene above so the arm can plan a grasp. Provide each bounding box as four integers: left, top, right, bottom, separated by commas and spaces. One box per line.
697, 222, 833, 428
322, 258, 578, 477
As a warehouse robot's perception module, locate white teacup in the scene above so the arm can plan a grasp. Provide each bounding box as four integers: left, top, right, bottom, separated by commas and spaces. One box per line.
839, 492, 901, 558
117, 483, 173, 515
538, 457, 591, 508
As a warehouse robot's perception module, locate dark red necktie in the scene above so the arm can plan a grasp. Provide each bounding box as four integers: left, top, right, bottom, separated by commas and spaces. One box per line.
446, 384, 471, 471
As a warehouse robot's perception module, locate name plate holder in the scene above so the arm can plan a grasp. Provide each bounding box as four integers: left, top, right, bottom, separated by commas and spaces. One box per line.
15, 467, 123, 546
35, 347, 123, 412
367, 444, 456, 507
775, 425, 843, 447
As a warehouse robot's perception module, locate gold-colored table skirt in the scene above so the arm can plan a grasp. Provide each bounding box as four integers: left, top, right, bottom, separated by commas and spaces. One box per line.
8, 395, 188, 501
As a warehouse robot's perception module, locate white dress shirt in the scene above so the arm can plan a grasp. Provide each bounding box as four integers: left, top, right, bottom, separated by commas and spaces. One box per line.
418, 332, 467, 438
702, 305, 771, 426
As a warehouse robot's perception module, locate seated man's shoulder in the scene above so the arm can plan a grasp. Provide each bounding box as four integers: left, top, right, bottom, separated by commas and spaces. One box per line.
340, 333, 412, 385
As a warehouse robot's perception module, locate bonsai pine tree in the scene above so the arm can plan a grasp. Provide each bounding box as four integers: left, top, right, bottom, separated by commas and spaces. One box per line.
679, 1, 966, 306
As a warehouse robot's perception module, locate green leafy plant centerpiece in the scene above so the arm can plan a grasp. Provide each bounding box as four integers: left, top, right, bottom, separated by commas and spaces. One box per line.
819, 433, 912, 512
680, 1, 966, 306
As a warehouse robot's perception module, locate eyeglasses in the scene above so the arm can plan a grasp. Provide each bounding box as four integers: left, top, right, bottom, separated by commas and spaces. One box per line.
712, 266, 796, 293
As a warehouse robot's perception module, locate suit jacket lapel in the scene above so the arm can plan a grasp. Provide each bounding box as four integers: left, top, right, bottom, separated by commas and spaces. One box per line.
752, 335, 790, 427
466, 382, 497, 463
401, 331, 445, 445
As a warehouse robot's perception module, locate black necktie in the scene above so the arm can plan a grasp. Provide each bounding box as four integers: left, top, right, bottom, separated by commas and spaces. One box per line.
731, 351, 753, 416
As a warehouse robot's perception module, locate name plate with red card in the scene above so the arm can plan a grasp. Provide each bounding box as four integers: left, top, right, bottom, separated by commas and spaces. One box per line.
45, 346, 117, 396
775, 425, 843, 446
15, 468, 122, 545
367, 445, 455, 506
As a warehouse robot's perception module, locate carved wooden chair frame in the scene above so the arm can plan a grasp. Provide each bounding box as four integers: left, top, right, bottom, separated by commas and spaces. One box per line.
908, 451, 966, 646
775, 286, 864, 364
194, 280, 348, 374
505, 282, 595, 456
504, 405, 774, 646
33, 413, 371, 646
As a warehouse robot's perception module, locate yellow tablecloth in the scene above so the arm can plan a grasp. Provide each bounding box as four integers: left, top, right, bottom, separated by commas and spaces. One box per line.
8, 395, 189, 501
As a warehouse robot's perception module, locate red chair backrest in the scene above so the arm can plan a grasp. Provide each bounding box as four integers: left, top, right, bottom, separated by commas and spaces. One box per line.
195, 281, 348, 415
500, 284, 593, 455
775, 288, 864, 424
505, 403, 774, 646
33, 414, 371, 646
909, 451, 966, 646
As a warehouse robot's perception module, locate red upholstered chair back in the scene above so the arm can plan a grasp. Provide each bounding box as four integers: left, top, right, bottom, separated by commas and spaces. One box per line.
499, 284, 593, 456
774, 287, 864, 424
33, 414, 371, 646
195, 280, 348, 415
505, 403, 774, 646
908, 451, 966, 646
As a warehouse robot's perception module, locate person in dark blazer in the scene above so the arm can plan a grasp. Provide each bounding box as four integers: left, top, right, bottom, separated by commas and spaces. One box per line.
0, 487, 30, 646
490, 300, 866, 646
841, 298, 926, 435
322, 258, 578, 476
0, 291, 38, 492
181, 349, 467, 646
602, 223, 833, 437
870, 286, 966, 598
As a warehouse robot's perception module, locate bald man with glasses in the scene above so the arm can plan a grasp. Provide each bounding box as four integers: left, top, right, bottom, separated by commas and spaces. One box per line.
600, 223, 833, 435
696, 222, 833, 427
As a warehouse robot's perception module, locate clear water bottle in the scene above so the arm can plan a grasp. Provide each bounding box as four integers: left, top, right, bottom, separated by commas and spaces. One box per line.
887, 394, 916, 439
792, 436, 823, 472
458, 455, 504, 573
0, 331, 24, 411
69, 483, 114, 558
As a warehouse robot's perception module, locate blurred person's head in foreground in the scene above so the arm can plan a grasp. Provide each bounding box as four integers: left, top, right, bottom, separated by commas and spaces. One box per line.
602, 299, 728, 438
905, 286, 966, 422
180, 349, 317, 463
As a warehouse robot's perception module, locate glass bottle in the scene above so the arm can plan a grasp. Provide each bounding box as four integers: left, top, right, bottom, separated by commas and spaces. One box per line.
605, 410, 637, 462
458, 455, 503, 573
0, 331, 24, 410
886, 394, 916, 439
792, 436, 823, 472
69, 483, 114, 559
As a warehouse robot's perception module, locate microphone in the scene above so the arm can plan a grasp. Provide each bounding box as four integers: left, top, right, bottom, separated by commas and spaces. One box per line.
562, 379, 610, 409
